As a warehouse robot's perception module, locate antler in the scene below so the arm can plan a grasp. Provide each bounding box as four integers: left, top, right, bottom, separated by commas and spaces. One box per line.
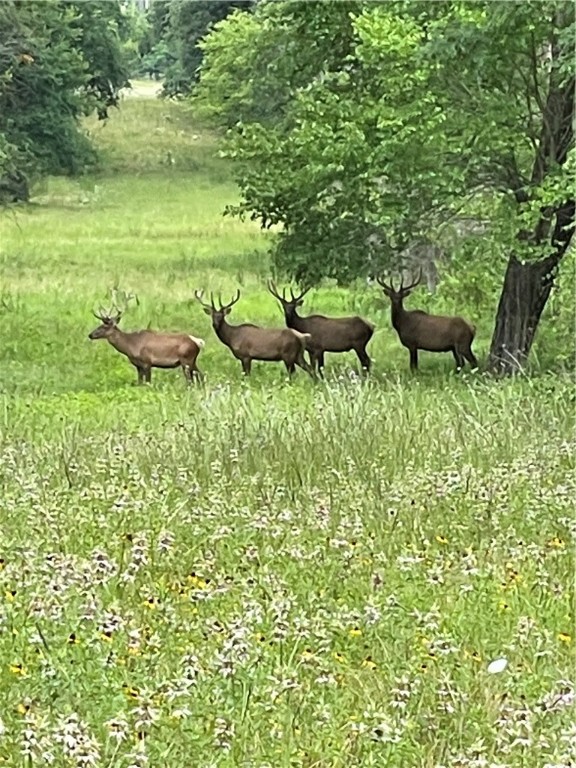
194, 289, 214, 310
399, 268, 423, 293
289, 285, 310, 302
216, 289, 241, 311
267, 280, 285, 301
376, 274, 396, 293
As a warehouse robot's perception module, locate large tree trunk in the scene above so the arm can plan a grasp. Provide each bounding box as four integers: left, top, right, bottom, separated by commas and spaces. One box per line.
487, 253, 559, 375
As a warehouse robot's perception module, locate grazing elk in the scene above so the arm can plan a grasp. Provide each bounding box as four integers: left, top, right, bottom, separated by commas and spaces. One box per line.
194, 289, 314, 377
267, 281, 375, 377
376, 271, 478, 372
88, 308, 204, 384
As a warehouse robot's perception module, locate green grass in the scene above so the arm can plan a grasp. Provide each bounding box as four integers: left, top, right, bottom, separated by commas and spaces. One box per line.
0, 87, 574, 767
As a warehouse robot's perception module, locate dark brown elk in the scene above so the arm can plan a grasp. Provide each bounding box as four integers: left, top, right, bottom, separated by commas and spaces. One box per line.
376, 271, 478, 372
267, 281, 375, 377
194, 289, 314, 377
88, 308, 204, 384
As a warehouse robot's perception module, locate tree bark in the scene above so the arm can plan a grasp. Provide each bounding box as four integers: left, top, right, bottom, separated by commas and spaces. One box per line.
488, 253, 559, 375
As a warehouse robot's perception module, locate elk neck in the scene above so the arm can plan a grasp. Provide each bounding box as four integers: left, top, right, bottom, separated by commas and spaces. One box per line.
390, 299, 407, 332
285, 307, 305, 332
213, 318, 238, 348
105, 326, 135, 357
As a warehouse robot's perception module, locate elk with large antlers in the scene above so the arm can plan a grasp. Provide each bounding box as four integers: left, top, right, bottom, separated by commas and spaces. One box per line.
88, 306, 204, 384
194, 289, 314, 377
268, 281, 375, 376
376, 271, 478, 372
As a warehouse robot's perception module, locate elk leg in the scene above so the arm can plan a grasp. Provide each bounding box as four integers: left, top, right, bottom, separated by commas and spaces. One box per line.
284, 361, 296, 377
241, 359, 252, 376
296, 354, 315, 378
316, 351, 325, 378
409, 348, 418, 371
192, 366, 204, 383
143, 367, 152, 384
464, 349, 479, 369
355, 346, 371, 374
136, 366, 145, 385
452, 349, 465, 372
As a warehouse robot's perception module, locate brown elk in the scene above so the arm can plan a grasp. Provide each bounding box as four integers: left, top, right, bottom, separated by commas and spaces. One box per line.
267, 281, 375, 377
376, 271, 478, 372
194, 289, 314, 377
88, 307, 204, 384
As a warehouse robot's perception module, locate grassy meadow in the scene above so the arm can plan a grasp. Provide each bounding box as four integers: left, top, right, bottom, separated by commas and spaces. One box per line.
0, 85, 574, 767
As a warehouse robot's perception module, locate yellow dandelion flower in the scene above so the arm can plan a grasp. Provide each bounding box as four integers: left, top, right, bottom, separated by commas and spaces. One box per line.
471, 651, 482, 663
142, 597, 157, 609
498, 600, 510, 612
420, 662, 429, 672
4, 589, 16, 602
16, 702, 30, 715
548, 537, 565, 549
349, 627, 362, 638
435, 535, 448, 545
67, 633, 80, 645
128, 646, 141, 656
558, 632, 572, 644
9, 663, 26, 676
301, 648, 314, 660
100, 632, 113, 643
361, 656, 377, 670
122, 685, 140, 701
333, 651, 346, 664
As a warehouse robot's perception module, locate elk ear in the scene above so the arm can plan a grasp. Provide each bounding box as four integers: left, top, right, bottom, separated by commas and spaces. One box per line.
296, 299, 304, 307
223, 307, 232, 316
202, 307, 212, 316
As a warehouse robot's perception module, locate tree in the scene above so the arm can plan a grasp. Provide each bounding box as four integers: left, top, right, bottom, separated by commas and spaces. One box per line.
154, 0, 254, 97
195, 0, 575, 374
0, 1, 130, 200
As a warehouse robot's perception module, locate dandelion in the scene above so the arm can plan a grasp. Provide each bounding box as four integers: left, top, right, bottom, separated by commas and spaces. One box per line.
558, 632, 571, 644
498, 600, 510, 612
348, 626, 362, 637
361, 656, 377, 670
435, 535, 448, 545
487, 657, 508, 674
5, 589, 16, 602
9, 662, 27, 676
548, 537, 565, 549
333, 651, 346, 663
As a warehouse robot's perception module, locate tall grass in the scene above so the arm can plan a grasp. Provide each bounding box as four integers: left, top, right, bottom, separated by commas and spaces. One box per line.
0, 85, 573, 768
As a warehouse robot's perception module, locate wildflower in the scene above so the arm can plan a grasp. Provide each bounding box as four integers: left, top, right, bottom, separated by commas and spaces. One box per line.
122, 685, 140, 701
548, 537, 565, 549
16, 702, 30, 715
498, 600, 510, 612
100, 632, 113, 643
0, 557, 5, 570
301, 648, 314, 661
9, 663, 27, 676
333, 651, 346, 663
558, 633, 572, 644
349, 627, 362, 637
435, 535, 448, 545
487, 657, 508, 674
142, 597, 157, 609
4, 589, 16, 602
67, 633, 80, 645
362, 656, 377, 670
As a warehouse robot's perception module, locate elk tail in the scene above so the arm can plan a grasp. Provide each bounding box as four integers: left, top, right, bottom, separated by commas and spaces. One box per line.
189, 335, 205, 348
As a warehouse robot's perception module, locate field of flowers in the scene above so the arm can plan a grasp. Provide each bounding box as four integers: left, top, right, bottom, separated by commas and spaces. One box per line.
0, 89, 574, 768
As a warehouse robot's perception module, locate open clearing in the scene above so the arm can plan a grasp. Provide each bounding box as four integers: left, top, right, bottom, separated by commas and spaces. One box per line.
0, 89, 574, 767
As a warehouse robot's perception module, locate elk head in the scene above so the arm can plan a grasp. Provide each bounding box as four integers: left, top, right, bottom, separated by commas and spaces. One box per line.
88, 307, 123, 340
267, 281, 311, 321
376, 270, 422, 306
194, 289, 241, 329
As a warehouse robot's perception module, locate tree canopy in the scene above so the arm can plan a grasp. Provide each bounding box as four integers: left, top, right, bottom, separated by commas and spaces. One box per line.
195, 0, 575, 372
0, 0, 130, 201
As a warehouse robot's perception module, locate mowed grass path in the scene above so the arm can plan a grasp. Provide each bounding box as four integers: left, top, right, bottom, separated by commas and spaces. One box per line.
0, 89, 574, 767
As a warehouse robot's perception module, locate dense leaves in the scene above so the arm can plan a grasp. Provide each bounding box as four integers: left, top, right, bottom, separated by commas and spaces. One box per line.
195, 0, 575, 371
0, 0, 129, 200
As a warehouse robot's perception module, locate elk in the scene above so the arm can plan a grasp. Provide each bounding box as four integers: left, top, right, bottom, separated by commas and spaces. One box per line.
376, 271, 478, 372
88, 307, 204, 384
267, 281, 375, 377
194, 289, 314, 377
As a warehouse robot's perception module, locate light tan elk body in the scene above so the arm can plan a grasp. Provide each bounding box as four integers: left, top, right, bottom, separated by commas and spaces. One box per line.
377, 272, 478, 372
194, 290, 314, 377
268, 281, 375, 376
88, 309, 204, 384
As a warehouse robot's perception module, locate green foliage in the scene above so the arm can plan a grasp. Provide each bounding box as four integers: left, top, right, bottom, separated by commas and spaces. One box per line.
195, 0, 575, 285
0, 0, 129, 194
